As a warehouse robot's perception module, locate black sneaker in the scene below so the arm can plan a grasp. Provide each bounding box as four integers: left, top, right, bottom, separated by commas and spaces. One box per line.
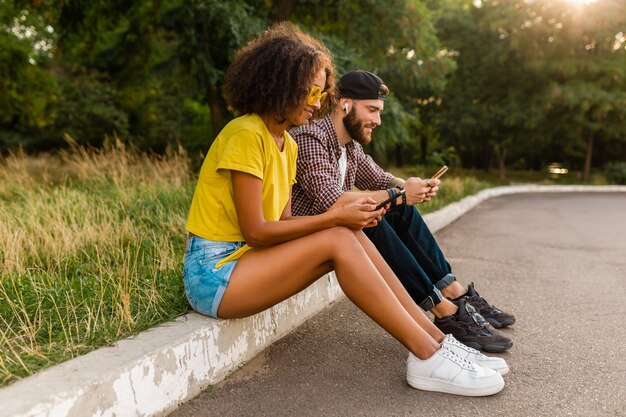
461, 283, 516, 328
434, 298, 513, 353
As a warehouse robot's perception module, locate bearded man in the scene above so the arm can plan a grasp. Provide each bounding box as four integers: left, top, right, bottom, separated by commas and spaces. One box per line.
290, 70, 515, 352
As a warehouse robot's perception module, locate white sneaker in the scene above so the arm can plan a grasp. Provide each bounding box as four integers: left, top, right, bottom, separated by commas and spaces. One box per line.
442, 334, 510, 375
406, 346, 504, 397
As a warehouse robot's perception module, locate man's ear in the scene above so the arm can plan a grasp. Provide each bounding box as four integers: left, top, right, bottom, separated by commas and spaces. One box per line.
338, 98, 352, 114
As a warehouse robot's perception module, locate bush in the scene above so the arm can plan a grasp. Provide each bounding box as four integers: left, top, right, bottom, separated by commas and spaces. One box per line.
0, 32, 58, 151
53, 72, 130, 147
604, 162, 626, 185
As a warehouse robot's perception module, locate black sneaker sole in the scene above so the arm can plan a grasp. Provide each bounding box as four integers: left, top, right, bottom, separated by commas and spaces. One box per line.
464, 340, 513, 353
485, 317, 516, 329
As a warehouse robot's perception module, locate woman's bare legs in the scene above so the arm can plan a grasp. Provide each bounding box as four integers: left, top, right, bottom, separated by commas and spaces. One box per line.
352, 230, 446, 343
218, 227, 440, 359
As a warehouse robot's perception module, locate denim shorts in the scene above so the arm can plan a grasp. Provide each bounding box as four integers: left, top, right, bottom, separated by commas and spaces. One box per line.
183, 237, 245, 318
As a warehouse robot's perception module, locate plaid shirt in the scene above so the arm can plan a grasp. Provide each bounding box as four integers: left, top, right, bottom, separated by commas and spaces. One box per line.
290, 114, 393, 216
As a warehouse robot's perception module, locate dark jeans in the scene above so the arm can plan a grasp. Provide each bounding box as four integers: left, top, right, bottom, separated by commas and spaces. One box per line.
363, 204, 457, 311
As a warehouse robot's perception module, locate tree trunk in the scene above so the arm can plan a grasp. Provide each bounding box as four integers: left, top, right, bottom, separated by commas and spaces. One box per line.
498, 153, 507, 182
271, 0, 298, 22
493, 144, 507, 182
582, 135, 593, 182
420, 135, 427, 163
394, 144, 404, 167
484, 150, 492, 173
206, 84, 225, 137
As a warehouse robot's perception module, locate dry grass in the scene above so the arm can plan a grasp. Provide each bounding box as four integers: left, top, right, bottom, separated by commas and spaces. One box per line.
0, 138, 193, 386
387, 166, 493, 214
419, 176, 492, 213
0, 144, 501, 387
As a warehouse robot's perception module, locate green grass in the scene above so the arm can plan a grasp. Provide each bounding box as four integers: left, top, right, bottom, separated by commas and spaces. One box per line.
389, 165, 610, 214
385, 166, 493, 214
0, 141, 193, 386
1, 147, 606, 387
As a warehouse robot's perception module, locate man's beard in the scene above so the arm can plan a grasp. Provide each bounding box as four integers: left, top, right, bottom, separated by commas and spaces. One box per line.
342, 108, 372, 145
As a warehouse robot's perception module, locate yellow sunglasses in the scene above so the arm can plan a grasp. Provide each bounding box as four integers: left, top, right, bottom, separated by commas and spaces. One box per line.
307, 86, 328, 106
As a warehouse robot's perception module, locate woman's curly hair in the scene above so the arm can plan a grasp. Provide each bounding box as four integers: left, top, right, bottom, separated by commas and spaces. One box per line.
223, 21, 336, 121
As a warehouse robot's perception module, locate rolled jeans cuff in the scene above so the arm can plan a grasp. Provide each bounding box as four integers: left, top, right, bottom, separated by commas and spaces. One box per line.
418, 287, 443, 311
434, 273, 457, 290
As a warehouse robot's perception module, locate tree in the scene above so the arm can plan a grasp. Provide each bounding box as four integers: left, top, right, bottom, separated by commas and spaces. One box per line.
431, 0, 626, 179
433, 0, 547, 178
0, 1, 57, 149
520, 0, 626, 180
165, 0, 267, 136
290, 0, 455, 166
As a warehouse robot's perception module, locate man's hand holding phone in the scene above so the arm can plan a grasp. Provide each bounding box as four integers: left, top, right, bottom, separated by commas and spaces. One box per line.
403, 165, 448, 204
424, 165, 447, 202
402, 178, 430, 204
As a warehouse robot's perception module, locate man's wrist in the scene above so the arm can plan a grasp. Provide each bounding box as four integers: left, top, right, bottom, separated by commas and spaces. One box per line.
387, 177, 405, 189
394, 185, 407, 205
386, 188, 398, 208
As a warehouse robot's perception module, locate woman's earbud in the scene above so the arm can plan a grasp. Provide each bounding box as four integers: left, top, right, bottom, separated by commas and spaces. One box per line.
344, 103, 349, 114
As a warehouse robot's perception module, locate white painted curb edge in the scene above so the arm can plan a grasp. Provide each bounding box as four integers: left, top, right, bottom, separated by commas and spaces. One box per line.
2, 185, 624, 417
424, 184, 626, 233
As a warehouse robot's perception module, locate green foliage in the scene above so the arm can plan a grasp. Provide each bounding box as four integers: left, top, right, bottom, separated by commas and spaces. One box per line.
292, 0, 455, 161
52, 72, 130, 146
0, 3, 57, 149
433, 0, 549, 174
1, 0, 269, 151
429, 146, 460, 167
604, 162, 626, 185
0, 0, 624, 176
430, 0, 626, 180
169, 0, 267, 89
165, 0, 268, 136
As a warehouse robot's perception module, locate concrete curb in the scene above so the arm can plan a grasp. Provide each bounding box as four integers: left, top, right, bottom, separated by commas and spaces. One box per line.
424, 184, 626, 232
2, 185, 625, 417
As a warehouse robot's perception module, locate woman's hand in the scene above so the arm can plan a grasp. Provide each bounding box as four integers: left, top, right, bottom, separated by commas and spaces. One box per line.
333, 197, 384, 230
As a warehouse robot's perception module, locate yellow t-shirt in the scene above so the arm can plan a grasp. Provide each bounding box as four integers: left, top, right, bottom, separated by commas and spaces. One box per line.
186, 114, 298, 266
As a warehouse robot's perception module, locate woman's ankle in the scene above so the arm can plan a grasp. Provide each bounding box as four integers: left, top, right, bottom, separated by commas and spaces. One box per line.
409, 339, 440, 360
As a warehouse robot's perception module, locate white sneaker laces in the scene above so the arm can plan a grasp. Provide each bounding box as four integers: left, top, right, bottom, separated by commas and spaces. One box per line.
445, 335, 486, 358
441, 346, 480, 371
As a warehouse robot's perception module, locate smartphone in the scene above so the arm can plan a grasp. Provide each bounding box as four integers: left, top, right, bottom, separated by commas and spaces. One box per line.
374, 189, 406, 210
431, 165, 449, 180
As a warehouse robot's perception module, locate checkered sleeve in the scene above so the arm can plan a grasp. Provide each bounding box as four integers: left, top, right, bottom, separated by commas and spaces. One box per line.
353, 145, 394, 191
293, 127, 343, 214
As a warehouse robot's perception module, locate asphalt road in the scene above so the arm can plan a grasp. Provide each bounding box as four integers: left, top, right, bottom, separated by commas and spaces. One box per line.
170, 193, 626, 417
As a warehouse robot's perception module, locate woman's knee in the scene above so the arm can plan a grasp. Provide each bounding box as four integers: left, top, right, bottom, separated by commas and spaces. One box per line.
321, 226, 362, 252
352, 229, 366, 239
325, 226, 355, 239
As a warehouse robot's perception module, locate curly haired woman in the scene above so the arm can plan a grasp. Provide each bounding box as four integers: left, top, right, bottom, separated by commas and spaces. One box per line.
183, 22, 506, 397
